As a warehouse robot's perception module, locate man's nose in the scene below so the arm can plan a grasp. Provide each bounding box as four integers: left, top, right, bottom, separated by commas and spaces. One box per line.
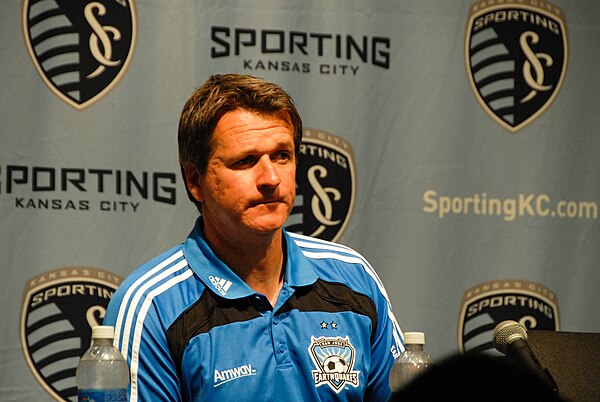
256, 156, 281, 189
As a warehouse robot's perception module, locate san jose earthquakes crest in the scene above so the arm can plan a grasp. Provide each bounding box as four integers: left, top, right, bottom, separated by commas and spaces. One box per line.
22, 0, 137, 110
308, 336, 360, 393
465, 0, 567, 132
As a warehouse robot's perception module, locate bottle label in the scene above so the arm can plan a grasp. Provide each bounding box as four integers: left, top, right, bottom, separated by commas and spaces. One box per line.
78, 389, 128, 402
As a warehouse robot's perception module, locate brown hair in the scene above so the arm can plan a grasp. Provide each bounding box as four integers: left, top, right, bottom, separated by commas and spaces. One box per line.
178, 74, 303, 176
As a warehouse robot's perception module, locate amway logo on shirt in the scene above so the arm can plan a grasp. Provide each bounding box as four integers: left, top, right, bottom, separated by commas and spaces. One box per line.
214, 363, 257, 387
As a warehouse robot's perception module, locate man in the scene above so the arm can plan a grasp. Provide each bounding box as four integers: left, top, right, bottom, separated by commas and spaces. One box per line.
103, 74, 404, 401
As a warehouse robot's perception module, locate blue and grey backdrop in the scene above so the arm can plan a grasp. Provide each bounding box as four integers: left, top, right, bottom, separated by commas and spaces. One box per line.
1, 0, 599, 400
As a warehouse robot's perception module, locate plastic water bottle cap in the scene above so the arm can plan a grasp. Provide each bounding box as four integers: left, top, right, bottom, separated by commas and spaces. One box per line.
92, 325, 115, 339
404, 332, 426, 345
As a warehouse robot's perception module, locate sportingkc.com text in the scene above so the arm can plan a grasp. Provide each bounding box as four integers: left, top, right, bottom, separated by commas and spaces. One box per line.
423, 190, 598, 221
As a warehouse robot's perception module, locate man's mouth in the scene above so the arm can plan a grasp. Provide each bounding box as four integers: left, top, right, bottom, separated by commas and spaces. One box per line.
250, 199, 283, 207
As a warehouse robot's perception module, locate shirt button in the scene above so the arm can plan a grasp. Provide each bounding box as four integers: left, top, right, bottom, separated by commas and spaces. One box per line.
278, 343, 286, 353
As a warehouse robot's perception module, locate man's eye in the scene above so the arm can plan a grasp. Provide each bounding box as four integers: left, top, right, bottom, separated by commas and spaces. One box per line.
273, 151, 292, 161
233, 156, 255, 167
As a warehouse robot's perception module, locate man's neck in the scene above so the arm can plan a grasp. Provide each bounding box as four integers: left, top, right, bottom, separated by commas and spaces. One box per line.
203, 224, 286, 306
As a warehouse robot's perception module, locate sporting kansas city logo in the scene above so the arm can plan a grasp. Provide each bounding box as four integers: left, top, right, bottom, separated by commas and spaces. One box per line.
22, 0, 137, 110
458, 279, 560, 354
21, 267, 123, 402
465, 0, 567, 132
285, 129, 356, 242
308, 336, 360, 393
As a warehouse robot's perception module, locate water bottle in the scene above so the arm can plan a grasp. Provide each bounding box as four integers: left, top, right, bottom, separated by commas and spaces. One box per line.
76, 325, 129, 402
389, 331, 433, 393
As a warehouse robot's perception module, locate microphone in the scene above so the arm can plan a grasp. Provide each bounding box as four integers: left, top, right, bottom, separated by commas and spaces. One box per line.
493, 320, 558, 393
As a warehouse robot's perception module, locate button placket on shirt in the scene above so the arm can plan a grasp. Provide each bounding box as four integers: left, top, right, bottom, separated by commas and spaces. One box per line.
271, 285, 293, 366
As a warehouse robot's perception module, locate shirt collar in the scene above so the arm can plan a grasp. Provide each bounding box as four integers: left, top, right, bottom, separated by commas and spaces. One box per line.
183, 218, 317, 300
283, 230, 318, 287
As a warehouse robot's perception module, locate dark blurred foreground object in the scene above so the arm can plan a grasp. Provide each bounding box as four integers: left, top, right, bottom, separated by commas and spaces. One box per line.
390, 352, 564, 402
527, 330, 600, 402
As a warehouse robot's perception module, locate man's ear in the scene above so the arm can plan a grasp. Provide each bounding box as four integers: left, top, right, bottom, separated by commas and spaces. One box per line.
182, 162, 204, 203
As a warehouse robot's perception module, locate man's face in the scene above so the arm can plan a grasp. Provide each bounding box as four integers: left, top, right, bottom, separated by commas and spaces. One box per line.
185, 109, 296, 240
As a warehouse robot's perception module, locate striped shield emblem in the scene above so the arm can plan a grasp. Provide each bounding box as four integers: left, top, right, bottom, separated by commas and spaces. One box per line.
22, 0, 137, 110
286, 128, 356, 242
465, 1, 567, 132
458, 279, 560, 354
21, 267, 123, 401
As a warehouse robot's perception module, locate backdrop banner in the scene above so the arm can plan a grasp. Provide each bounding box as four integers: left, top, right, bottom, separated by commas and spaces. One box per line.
2, 0, 599, 400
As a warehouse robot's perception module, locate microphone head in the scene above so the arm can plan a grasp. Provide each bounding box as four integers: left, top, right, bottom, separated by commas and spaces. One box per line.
493, 320, 528, 354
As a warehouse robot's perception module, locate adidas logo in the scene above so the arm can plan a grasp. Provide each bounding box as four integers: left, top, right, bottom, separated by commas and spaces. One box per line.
208, 275, 233, 295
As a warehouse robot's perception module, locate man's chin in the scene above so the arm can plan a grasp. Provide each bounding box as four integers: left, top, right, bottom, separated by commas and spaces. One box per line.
246, 205, 291, 228
245, 215, 289, 234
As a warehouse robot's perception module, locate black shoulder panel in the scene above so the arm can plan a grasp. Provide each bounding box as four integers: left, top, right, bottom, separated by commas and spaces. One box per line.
166, 290, 261, 373
280, 279, 378, 342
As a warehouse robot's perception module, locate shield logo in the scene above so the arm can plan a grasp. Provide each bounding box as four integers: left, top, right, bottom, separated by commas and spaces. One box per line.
457, 279, 560, 354
308, 336, 360, 393
20, 267, 123, 401
285, 128, 356, 242
22, 0, 137, 110
465, 1, 568, 132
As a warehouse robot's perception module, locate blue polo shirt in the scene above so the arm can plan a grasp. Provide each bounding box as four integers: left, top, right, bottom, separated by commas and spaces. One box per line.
103, 218, 404, 402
